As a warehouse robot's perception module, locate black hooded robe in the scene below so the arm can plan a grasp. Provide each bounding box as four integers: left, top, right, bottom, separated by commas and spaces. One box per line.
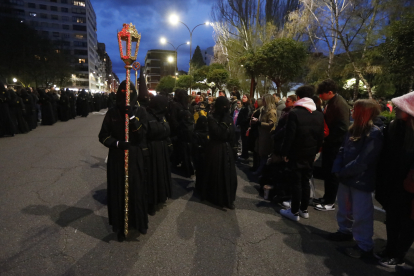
98, 81, 149, 237
78, 90, 89, 117
146, 96, 173, 214
20, 88, 36, 130
0, 84, 16, 137
193, 115, 209, 193
10, 90, 29, 134
58, 92, 71, 122
199, 97, 238, 208
38, 90, 55, 125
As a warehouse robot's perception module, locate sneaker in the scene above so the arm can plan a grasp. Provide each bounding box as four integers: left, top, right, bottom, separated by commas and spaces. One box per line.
395, 265, 414, 276
374, 249, 389, 260
280, 209, 300, 222
313, 197, 325, 204
299, 209, 309, 219
345, 245, 373, 259
314, 203, 335, 211
328, 231, 353, 241
379, 257, 405, 268
282, 200, 291, 208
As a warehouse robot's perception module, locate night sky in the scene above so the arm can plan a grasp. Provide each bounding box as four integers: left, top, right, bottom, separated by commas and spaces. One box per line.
92, 0, 216, 80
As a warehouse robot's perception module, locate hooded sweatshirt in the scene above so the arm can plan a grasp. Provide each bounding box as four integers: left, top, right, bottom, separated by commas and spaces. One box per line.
293, 97, 316, 113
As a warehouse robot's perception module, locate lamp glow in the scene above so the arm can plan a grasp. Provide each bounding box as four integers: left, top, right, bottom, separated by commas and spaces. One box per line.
160, 37, 166, 44
13, 78, 17, 83
168, 56, 174, 63
169, 14, 179, 25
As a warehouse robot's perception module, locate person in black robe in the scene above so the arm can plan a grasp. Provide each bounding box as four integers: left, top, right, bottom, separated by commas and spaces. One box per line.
168, 89, 195, 177
88, 92, 94, 113
28, 88, 38, 129
49, 90, 59, 123
98, 80, 149, 241
93, 93, 101, 111
193, 115, 209, 194
58, 90, 71, 122
10, 88, 29, 134
76, 90, 82, 116
20, 88, 36, 130
108, 91, 116, 109
66, 89, 76, 119
38, 89, 55, 125
198, 96, 238, 209
0, 82, 16, 137
101, 92, 108, 109
146, 95, 173, 215
77, 89, 89, 117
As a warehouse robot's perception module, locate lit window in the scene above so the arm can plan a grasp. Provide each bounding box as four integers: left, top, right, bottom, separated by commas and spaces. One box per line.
79, 59, 86, 63
29, 12, 36, 17
73, 1, 85, 7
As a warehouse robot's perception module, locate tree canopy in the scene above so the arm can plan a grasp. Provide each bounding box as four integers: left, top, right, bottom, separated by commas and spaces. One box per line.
155, 76, 175, 94
190, 46, 206, 70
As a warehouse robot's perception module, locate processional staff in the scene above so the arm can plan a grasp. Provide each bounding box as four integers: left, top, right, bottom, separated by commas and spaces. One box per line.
117, 23, 141, 237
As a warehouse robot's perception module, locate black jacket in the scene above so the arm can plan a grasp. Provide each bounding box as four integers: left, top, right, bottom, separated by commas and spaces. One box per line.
281, 106, 324, 169
323, 94, 350, 149
236, 104, 253, 132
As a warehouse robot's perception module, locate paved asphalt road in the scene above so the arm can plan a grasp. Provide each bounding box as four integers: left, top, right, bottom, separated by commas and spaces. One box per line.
0, 110, 412, 276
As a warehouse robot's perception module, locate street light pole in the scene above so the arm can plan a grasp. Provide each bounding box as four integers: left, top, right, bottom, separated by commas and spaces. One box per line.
160, 38, 189, 84
169, 15, 210, 74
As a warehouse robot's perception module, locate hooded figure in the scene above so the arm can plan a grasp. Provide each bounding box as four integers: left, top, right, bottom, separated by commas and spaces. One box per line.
98, 80, 149, 241
11, 88, 29, 133
198, 96, 238, 209
193, 115, 209, 194
38, 89, 55, 125
0, 82, 16, 136
20, 88, 36, 130
145, 95, 173, 215
58, 90, 71, 122
168, 89, 195, 177
77, 89, 89, 117
66, 88, 76, 119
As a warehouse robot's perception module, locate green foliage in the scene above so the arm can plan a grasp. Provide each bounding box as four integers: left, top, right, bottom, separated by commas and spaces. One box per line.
250, 38, 308, 93
176, 75, 193, 91
207, 69, 229, 90
155, 76, 175, 93
381, 111, 396, 124
0, 19, 72, 87
226, 78, 241, 91
381, 9, 414, 95
190, 46, 206, 70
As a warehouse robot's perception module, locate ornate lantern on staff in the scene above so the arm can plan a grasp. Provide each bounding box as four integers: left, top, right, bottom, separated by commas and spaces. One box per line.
117, 23, 141, 237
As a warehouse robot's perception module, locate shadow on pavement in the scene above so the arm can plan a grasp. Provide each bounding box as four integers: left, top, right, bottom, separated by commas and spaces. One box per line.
176, 192, 241, 275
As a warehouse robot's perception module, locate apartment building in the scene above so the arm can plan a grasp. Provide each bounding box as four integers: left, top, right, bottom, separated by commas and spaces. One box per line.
1, 0, 102, 91
144, 49, 177, 90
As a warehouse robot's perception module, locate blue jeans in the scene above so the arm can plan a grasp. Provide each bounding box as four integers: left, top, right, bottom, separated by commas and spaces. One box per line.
337, 183, 374, 251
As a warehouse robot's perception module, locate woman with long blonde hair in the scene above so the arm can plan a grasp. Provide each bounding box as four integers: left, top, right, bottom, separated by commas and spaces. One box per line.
251, 93, 277, 175
329, 99, 383, 257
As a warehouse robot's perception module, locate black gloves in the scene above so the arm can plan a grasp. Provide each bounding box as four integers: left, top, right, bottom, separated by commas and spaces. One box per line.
124, 105, 134, 117
117, 141, 130, 150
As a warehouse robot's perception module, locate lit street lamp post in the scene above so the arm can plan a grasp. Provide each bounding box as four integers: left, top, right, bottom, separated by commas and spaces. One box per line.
160, 38, 189, 84
168, 15, 210, 74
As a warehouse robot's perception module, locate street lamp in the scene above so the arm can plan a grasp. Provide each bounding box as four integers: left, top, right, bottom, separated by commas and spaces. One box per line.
160, 37, 189, 79
13, 78, 17, 83
168, 14, 211, 73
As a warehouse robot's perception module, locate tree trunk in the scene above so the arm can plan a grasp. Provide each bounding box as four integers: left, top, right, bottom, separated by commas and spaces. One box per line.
353, 74, 360, 101
249, 76, 255, 99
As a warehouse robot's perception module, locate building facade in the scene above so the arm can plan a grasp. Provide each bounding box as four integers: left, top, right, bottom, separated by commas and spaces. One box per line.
201, 46, 214, 66
1, 0, 104, 92
144, 49, 177, 90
